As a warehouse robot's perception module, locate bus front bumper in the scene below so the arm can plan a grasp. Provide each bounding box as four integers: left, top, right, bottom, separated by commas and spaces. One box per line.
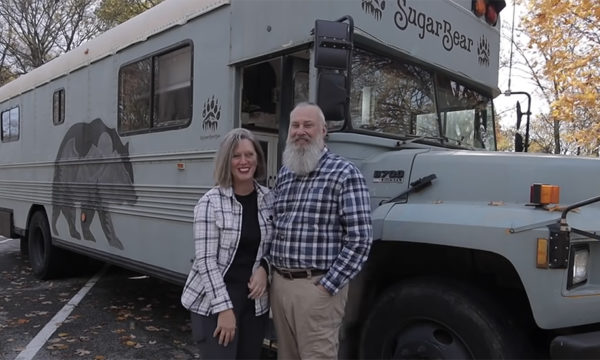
550, 330, 600, 359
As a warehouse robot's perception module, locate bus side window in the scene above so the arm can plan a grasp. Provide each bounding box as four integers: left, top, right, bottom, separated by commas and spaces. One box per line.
118, 42, 192, 135
1, 107, 20, 142
53, 89, 65, 125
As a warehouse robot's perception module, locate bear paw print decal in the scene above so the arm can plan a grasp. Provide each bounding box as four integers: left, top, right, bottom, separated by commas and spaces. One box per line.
477, 36, 490, 67
202, 95, 221, 131
362, 0, 385, 21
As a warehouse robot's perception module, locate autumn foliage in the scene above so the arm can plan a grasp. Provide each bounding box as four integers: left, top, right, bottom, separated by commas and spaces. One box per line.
521, 0, 600, 155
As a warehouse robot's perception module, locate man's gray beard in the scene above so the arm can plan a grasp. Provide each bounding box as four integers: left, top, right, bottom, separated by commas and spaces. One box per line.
282, 137, 324, 176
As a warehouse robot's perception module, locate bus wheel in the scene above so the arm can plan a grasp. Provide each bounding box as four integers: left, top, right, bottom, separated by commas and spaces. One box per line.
28, 211, 65, 279
359, 278, 527, 359
20, 236, 28, 257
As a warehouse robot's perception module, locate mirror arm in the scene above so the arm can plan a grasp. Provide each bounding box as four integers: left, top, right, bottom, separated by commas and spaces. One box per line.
504, 90, 532, 152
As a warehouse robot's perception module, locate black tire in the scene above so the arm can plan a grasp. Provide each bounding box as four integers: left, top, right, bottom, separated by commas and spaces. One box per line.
28, 211, 65, 279
19, 236, 28, 257
359, 278, 528, 359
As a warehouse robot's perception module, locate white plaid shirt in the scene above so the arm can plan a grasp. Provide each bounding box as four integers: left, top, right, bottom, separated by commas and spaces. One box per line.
181, 183, 273, 316
269, 149, 372, 294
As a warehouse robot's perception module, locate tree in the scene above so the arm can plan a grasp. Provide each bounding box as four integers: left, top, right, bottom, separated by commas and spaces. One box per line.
0, 23, 17, 85
0, 0, 165, 88
519, 0, 600, 156
0, 0, 99, 79
95, 0, 164, 31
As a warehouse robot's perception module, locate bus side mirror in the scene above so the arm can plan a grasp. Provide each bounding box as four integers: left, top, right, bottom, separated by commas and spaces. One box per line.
516, 101, 523, 130
317, 72, 347, 121
314, 20, 351, 70
515, 132, 524, 152
515, 101, 524, 152
314, 17, 353, 124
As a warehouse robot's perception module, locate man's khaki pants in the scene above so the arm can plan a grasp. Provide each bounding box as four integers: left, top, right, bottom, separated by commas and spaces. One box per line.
271, 271, 349, 359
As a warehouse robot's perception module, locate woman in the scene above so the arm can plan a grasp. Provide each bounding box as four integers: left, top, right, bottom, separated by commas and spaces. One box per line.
181, 128, 272, 359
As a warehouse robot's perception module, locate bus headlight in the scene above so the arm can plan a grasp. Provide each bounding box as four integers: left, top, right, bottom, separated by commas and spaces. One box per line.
568, 245, 589, 289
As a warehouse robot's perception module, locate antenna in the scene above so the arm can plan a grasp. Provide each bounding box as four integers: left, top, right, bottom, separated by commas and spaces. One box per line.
507, 0, 516, 92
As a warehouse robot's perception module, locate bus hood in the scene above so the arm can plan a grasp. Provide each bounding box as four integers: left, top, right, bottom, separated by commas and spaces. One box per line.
407, 150, 600, 206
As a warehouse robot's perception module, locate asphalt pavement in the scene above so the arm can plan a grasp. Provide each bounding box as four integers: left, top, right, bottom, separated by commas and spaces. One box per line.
0, 237, 203, 360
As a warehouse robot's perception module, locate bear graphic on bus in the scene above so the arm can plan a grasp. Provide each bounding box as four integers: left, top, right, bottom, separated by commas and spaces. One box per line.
51, 118, 137, 250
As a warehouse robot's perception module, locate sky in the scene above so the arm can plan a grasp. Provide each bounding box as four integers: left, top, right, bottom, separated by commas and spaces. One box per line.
495, 1, 548, 129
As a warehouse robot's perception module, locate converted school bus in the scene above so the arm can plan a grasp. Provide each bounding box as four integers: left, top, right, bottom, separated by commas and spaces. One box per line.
1, 0, 599, 357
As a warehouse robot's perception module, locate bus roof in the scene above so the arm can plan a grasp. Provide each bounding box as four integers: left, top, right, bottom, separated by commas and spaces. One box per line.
0, 0, 229, 104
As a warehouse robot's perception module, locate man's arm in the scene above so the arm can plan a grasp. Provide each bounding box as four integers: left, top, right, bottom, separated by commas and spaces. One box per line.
319, 167, 373, 294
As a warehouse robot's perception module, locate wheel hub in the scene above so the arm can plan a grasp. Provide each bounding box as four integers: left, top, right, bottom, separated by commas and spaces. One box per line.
391, 322, 472, 359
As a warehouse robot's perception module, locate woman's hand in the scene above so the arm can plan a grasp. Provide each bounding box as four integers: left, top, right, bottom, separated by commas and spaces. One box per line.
213, 309, 236, 346
247, 266, 267, 299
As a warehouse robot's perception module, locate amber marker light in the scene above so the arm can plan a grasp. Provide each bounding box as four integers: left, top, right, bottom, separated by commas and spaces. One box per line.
473, 0, 486, 16
530, 184, 560, 205
536, 238, 549, 268
176, 162, 185, 170
472, 0, 505, 26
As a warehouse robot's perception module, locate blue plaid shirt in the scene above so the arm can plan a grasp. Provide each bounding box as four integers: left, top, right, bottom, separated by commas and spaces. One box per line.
269, 149, 372, 294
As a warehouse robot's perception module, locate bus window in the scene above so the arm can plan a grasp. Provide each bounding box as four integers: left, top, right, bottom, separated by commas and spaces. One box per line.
293, 71, 309, 105
53, 89, 65, 125
436, 75, 495, 150
241, 60, 279, 131
1, 107, 19, 142
118, 43, 192, 134
349, 48, 436, 136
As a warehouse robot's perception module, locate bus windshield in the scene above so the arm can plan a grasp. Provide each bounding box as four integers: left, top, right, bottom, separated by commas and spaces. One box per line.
345, 48, 496, 150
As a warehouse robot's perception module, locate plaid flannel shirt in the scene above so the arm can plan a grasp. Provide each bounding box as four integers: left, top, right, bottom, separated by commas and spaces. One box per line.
181, 183, 273, 316
268, 149, 372, 294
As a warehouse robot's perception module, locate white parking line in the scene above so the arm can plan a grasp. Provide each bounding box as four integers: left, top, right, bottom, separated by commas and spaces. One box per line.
14, 265, 109, 360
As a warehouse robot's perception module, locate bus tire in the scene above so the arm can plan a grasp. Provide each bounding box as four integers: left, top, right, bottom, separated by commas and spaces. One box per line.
359, 278, 528, 359
28, 211, 65, 279
20, 236, 29, 257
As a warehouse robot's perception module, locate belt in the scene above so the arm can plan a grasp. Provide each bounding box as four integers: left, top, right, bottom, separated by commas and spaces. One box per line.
274, 268, 327, 279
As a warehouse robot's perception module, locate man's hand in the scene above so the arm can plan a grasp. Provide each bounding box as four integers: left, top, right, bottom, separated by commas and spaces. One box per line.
248, 266, 268, 299
316, 283, 331, 295
213, 309, 236, 346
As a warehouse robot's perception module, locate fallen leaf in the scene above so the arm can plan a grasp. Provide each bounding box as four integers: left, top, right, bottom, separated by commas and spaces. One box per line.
75, 349, 91, 356
145, 325, 160, 332
46, 343, 68, 350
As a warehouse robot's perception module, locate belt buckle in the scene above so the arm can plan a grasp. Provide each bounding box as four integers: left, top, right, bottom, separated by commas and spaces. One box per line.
280, 269, 294, 280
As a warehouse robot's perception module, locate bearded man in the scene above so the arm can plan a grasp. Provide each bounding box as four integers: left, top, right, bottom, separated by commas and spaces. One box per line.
267, 102, 373, 359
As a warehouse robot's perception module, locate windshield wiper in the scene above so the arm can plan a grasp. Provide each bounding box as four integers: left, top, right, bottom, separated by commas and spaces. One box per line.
380, 174, 437, 205
397, 134, 446, 146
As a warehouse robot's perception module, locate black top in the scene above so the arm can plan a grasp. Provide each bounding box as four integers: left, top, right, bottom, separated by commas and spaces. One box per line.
224, 190, 261, 284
